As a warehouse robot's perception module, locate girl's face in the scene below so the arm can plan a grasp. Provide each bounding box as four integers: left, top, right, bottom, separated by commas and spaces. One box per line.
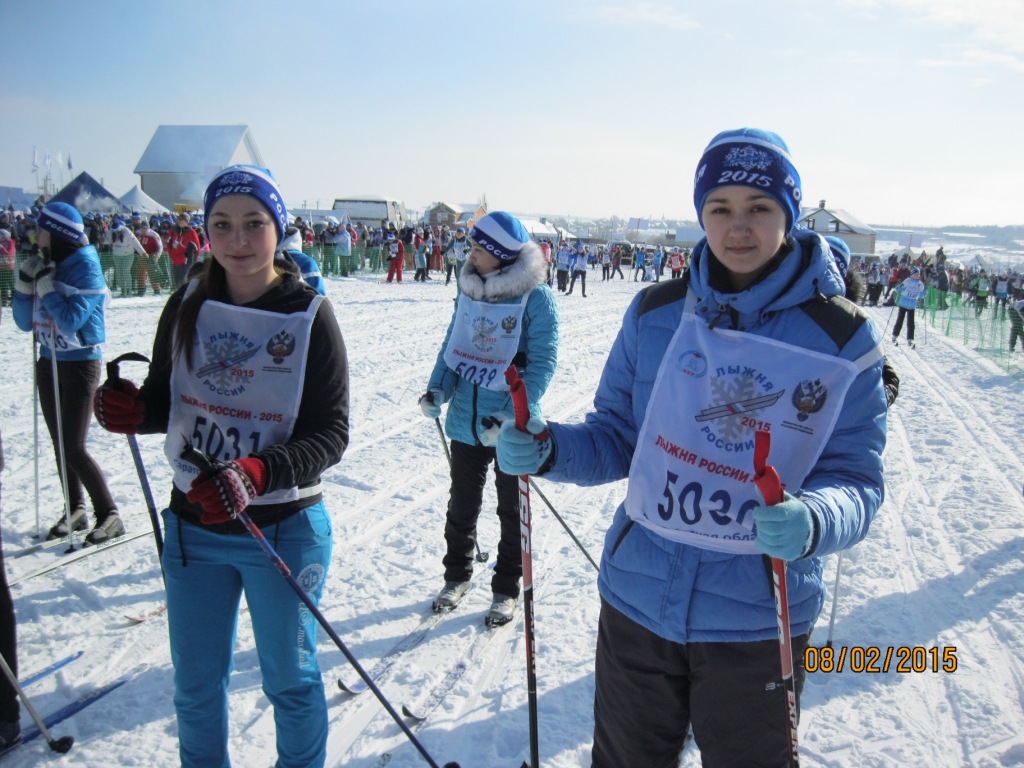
701, 185, 787, 291
206, 195, 278, 287
469, 242, 502, 275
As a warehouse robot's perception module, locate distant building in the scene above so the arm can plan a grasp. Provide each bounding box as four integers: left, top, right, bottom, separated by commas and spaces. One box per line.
424, 201, 487, 228
798, 200, 876, 255
134, 125, 264, 210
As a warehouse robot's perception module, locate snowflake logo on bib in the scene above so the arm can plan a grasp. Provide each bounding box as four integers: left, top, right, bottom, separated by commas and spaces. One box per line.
195, 335, 260, 396
724, 145, 773, 172
471, 316, 499, 352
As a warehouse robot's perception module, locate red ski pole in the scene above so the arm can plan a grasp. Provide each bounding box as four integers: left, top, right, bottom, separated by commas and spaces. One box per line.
504, 366, 541, 768
752, 430, 800, 768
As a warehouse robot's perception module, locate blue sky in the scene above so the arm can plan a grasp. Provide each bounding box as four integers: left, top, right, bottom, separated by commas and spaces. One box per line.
2, 0, 1022, 227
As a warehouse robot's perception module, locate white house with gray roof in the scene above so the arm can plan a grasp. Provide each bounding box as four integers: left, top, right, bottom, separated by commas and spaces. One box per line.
134, 125, 264, 210
798, 200, 877, 255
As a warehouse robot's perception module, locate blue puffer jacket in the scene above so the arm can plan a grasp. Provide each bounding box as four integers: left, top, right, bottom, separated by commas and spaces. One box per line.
428, 243, 559, 446
543, 229, 887, 644
13, 244, 109, 361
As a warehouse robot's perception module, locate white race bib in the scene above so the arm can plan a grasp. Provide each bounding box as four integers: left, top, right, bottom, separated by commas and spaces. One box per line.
624, 297, 861, 553
442, 292, 529, 391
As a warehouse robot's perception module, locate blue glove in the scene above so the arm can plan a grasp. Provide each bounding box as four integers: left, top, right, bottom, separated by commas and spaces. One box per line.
418, 389, 444, 419
479, 411, 512, 447
497, 417, 552, 476
34, 264, 56, 297
753, 493, 813, 561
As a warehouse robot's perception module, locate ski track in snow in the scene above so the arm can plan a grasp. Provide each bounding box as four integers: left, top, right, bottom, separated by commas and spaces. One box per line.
2, 272, 1024, 767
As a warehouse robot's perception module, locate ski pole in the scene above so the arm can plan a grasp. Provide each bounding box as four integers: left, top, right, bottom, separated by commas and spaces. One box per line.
434, 417, 488, 563
883, 302, 896, 336
178, 441, 455, 768
504, 367, 541, 768
752, 430, 800, 768
825, 551, 844, 649
47, 315, 77, 553
527, 478, 599, 572
0, 651, 74, 755
32, 329, 40, 539
105, 352, 164, 568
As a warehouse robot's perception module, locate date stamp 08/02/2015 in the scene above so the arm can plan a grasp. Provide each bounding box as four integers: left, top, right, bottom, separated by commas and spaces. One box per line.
804, 646, 958, 674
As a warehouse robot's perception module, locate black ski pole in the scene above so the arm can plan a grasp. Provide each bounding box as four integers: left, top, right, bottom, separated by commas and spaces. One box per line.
528, 478, 599, 573
883, 302, 897, 337
505, 368, 541, 768
178, 441, 455, 768
0, 651, 74, 754
434, 417, 489, 563
104, 352, 164, 567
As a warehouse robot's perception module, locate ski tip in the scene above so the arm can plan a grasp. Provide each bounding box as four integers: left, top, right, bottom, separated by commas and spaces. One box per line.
401, 704, 426, 722
337, 679, 367, 695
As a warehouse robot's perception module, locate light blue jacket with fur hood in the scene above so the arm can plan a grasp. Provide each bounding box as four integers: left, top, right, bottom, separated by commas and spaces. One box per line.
428, 242, 559, 447
541, 229, 887, 644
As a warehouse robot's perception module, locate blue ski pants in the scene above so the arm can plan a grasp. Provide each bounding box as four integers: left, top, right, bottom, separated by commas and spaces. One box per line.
162, 502, 333, 768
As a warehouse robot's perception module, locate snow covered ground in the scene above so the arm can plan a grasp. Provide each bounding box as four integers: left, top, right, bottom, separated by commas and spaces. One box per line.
2, 263, 1024, 768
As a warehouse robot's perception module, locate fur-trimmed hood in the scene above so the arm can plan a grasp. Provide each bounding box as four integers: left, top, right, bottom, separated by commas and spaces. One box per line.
458, 241, 548, 301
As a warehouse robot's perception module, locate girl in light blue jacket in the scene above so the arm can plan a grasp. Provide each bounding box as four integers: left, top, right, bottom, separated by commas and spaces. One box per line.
419, 211, 558, 627
13, 202, 121, 544
498, 129, 887, 767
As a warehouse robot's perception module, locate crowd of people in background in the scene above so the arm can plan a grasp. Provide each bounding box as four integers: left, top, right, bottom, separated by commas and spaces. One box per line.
2, 205, 1022, 356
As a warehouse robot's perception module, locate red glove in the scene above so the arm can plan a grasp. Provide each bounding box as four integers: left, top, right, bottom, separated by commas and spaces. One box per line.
93, 380, 145, 434
186, 457, 268, 525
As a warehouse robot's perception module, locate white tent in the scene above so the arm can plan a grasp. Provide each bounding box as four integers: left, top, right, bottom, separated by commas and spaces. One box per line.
119, 184, 169, 215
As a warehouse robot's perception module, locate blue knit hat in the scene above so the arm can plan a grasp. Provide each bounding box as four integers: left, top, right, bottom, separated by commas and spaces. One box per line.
203, 164, 288, 243
468, 211, 529, 264
823, 235, 851, 278
37, 202, 88, 246
693, 128, 802, 233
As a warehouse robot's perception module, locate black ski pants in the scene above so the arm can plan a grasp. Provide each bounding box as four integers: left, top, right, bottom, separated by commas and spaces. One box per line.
0, 433, 18, 725
892, 307, 915, 342
592, 599, 808, 768
36, 357, 116, 516
442, 440, 522, 599
568, 270, 587, 296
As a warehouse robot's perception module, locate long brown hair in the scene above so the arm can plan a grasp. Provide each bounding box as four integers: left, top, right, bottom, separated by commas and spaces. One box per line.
172, 259, 229, 370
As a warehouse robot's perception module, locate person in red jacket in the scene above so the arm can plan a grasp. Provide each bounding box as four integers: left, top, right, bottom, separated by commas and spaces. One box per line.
167, 212, 201, 288
134, 213, 164, 295
384, 233, 405, 283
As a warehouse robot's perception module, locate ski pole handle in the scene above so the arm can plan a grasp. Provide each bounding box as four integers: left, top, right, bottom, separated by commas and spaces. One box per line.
504, 367, 549, 441
505, 366, 529, 430
752, 430, 783, 505
105, 351, 151, 386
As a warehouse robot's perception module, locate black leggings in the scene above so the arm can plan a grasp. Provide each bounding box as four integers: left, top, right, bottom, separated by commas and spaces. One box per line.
892, 307, 916, 342
36, 357, 116, 515
0, 434, 18, 723
442, 439, 522, 599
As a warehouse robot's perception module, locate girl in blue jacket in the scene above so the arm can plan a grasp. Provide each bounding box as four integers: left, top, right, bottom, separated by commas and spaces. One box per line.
419, 211, 559, 627
499, 129, 887, 767
13, 202, 121, 544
